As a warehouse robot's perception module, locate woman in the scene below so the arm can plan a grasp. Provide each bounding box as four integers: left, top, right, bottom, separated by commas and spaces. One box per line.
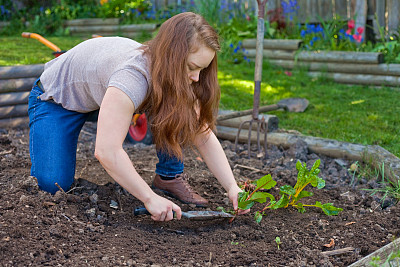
29, 12, 247, 222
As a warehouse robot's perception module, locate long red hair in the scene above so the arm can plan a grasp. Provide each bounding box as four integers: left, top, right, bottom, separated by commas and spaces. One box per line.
139, 12, 220, 159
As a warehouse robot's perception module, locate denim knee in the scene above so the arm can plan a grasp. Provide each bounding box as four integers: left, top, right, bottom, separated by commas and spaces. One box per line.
28, 79, 88, 194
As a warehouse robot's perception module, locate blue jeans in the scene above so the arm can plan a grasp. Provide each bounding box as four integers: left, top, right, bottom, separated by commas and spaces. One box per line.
28, 79, 183, 194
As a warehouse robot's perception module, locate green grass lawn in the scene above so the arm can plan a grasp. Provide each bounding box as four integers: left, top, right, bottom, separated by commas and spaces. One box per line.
1, 35, 399, 157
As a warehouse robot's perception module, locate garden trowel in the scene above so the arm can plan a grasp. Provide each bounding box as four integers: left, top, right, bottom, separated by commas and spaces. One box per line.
133, 206, 234, 221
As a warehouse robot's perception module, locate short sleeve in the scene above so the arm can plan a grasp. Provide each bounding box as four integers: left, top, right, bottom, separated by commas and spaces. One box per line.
108, 68, 149, 110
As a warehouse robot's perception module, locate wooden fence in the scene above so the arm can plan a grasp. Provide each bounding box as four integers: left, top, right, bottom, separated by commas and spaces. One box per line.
150, 0, 400, 38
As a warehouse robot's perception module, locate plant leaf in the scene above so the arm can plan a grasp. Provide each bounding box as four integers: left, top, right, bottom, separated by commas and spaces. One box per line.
296, 202, 306, 213
280, 185, 295, 196
311, 159, 321, 172
293, 190, 313, 203
316, 177, 326, 189
238, 200, 255, 210
238, 191, 249, 202
256, 174, 276, 190
272, 194, 289, 209
296, 160, 302, 171
315, 201, 343, 216
249, 191, 275, 203
254, 211, 263, 224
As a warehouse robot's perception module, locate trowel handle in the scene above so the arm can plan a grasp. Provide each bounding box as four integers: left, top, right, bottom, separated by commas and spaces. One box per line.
133, 206, 151, 216
133, 206, 178, 218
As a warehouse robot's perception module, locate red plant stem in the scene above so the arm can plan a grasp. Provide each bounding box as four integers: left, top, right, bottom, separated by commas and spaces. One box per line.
245, 180, 275, 201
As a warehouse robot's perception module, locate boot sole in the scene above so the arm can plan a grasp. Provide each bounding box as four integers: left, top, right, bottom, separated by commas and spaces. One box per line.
151, 185, 208, 208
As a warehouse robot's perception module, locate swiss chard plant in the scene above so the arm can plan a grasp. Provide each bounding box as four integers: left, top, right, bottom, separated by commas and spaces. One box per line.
236, 159, 343, 223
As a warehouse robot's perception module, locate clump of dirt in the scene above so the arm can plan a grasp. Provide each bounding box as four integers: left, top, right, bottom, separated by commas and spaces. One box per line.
1, 122, 399, 266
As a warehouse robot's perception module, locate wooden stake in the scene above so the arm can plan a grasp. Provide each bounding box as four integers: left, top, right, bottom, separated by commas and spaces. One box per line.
322, 247, 355, 256
55, 182, 66, 194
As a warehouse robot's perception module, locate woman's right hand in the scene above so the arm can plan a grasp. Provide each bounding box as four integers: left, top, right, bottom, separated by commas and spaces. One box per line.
144, 194, 182, 221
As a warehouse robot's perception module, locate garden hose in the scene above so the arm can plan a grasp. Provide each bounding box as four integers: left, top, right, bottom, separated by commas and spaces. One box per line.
21, 32, 62, 52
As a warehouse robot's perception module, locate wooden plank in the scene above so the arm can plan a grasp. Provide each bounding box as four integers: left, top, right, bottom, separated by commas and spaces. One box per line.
267, 0, 279, 13
0, 64, 44, 80
354, 0, 367, 41
318, 0, 333, 21
0, 104, 28, 120
348, 238, 400, 266
64, 18, 120, 26
245, 49, 384, 64
242, 39, 303, 50
322, 247, 355, 256
217, 113, 279, 132
388, 0, 400, 36
0, 92, 30, 107
298, 50, 383, 64
297, 0, 309, 23
216, 125, 366, 160
68, 24, 157, 34
366, 0, 375, 17
215, 126, 400, 183
374, 0, 387, 39
0, 78, 37, 93
350, 0, 357, 17
269, 59, 400, 76
334, 0, 349, 19
307, 71, 400, 87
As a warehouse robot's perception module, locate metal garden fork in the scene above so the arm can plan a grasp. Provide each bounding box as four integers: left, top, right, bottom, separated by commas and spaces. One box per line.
234, 0, 269, 159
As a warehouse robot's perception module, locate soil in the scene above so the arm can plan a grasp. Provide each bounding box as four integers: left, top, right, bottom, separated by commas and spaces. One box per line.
1, 122, 399, 267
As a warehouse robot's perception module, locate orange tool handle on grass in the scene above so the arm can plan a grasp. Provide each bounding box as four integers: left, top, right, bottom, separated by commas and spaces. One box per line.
22, 32, 62, 52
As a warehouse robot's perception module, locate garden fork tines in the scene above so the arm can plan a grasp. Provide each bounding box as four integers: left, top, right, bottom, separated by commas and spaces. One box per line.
234, 0, 268, 159
234, 109, 268, 159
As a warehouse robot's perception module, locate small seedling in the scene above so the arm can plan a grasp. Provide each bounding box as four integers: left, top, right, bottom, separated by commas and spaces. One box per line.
275, 237, 282, 250
235, 159, 343, 223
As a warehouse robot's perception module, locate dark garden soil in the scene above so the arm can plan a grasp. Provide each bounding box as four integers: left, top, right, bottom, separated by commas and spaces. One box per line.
1, 122, 399, 267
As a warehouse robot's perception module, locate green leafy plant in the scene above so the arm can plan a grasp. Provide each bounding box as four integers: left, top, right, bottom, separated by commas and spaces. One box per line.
236, 159, 342, 223
275, 237, 282, 250
362, 162, 400, 205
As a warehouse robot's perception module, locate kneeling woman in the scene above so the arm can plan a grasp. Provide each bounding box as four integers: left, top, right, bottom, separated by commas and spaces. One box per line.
29, 12, 248, 221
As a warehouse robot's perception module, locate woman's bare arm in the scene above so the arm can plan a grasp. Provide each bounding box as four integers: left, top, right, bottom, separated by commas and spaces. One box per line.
95, 87, 181, 221
194, 130, 249, 214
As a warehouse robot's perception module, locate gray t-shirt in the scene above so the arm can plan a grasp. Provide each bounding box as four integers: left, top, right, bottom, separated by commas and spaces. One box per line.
40, 37, 150, 113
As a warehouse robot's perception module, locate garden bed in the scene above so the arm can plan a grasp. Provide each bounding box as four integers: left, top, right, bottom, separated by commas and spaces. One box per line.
1, 122, 399, 266
64, 18, 157, 38
242, 39, 400, 87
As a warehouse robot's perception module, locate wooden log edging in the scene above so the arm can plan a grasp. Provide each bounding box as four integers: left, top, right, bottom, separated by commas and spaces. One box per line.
216, 125, 400, 184
242, 39, 400, 87
0, 78, 38, 93
0, 64, 43, 128
348, 238, 400, 267
308, 72, 400, 87
242, 39, 303, 50
0, 64, 44, 80
64, 18, 120, 27
64, 18, 157, 37
269, 59, 400, 77
217, 110, 279, 132
244, 49, 384, 64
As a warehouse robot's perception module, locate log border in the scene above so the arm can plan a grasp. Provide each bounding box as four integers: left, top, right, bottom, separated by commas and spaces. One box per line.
242, 38, 400, 87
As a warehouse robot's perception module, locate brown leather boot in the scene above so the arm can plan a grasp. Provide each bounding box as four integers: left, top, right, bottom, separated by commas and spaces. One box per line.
152, 173, 208, 207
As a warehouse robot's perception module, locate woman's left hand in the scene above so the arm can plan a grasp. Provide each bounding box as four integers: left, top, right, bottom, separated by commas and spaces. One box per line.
228, 185, 250, 215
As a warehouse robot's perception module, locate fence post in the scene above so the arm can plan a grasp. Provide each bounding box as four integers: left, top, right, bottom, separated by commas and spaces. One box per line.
354, 0, 367, 41
388, 0, 400, 36
374, 0, 386, 40
334, 0, 349, 19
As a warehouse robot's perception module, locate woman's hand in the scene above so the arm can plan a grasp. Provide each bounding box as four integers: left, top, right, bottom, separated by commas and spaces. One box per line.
144, 194, 182, 222
228, 185, 250, 215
